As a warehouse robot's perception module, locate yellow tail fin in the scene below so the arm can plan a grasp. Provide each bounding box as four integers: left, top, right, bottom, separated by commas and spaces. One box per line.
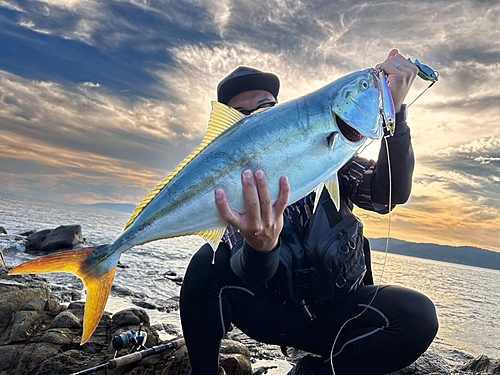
9, 246, 117, 345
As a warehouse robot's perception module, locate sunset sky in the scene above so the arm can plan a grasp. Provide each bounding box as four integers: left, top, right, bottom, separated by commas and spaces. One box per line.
0, 1, 499, 251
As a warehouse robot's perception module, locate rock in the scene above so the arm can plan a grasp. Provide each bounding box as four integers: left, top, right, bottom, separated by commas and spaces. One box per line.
220, 339, 253, 375
132, 300, 157, 309
111, 284, 148, 299
0, 280, 50, 341
1, 270, 498, 375
0, 227, 6, 234
50, 310, 81, 329
25, 225, 85, 254
111, 308, 150, 329
457, 355, 500, 374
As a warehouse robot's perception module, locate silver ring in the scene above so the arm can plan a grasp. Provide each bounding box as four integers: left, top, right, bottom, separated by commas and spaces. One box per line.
395, 63, 402, 69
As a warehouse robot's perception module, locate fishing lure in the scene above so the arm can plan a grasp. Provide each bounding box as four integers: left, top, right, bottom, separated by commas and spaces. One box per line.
407, 58, 439, 107
408, 58, 439, 82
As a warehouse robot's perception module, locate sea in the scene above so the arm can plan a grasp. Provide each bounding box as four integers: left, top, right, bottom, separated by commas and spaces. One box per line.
1, 193, 499, 371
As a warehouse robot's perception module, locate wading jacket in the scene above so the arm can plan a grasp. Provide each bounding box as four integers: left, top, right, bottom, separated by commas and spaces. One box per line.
223, 110, 415, 299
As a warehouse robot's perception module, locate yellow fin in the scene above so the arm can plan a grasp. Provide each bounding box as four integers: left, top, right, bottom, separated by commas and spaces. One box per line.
9, 246, 118, 345
8, 247, 96, 275
325, 173, 341, 211
195, 227, 227, 251
80, 266, 116, 344
312, 173, 341, 213
124, 102, 246, 230
312, 183, 325, 213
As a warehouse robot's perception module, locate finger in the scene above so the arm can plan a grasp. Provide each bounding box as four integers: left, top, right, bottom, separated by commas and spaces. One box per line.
254, 170, 273, 227
241, 169, 262, 232
376, 49, 400, 70
215, 188, 240, 226
273, 176, 290, 216
388, 48, 399, 58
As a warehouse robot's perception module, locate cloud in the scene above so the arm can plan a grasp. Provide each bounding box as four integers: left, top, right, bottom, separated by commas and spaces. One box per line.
1, 0, 500, 252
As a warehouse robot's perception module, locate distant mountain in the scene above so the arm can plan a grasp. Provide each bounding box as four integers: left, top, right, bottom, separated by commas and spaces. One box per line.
84, 203, 136, 214
369, 238, 500, 271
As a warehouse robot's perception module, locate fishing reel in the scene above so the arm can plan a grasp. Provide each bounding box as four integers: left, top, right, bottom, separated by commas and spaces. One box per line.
112, 323, 148, 354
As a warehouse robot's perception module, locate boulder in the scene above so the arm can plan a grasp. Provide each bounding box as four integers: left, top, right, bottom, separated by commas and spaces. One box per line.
0, 227, 6, 234
26, 225, 85, 254
457, 355, 500, 374
1, 268, 498, 375
0, 271, 254, 375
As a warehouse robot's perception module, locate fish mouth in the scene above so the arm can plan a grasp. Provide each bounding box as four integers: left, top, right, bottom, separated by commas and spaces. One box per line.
335, 114, 364, 143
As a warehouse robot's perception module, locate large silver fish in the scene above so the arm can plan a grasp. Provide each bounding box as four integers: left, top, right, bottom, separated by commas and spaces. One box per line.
10, 68, 391, 344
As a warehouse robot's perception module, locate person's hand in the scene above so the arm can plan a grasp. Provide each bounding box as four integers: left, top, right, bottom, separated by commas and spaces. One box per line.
376, 49, 419, 113
215, 170, 290, 252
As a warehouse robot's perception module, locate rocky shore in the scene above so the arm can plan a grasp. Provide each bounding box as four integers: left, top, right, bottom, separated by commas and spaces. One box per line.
1, 228, 500, 374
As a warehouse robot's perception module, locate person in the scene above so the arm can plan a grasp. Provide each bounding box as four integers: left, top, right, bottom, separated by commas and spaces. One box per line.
179, 49, 439, 375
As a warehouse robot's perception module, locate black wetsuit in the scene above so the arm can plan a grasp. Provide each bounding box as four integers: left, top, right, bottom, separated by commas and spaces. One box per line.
180, 112, 439, 375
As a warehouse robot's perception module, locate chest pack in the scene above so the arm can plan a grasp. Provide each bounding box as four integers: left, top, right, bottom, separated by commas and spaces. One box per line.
279, 188, 367, 306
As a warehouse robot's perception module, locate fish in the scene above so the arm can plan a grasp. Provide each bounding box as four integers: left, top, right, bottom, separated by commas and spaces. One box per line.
9, 68, 390, 344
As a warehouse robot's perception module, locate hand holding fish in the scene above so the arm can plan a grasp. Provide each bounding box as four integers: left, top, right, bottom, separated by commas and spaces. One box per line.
377, 49, 419, 112
216, 170, 290, 252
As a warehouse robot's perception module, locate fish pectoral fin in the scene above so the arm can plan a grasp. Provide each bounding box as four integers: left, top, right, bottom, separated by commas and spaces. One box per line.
195, 227, 227, 251
9, 245, 118, 345
327, 131, 339, 152
325, 173, 341, 211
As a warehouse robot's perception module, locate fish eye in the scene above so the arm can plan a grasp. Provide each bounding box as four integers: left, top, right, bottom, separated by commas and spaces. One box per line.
359, 79, 369, 90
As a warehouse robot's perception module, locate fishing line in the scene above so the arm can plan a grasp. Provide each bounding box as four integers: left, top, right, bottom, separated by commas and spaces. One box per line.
407, 81, 436, 108
329, 136, 392, 374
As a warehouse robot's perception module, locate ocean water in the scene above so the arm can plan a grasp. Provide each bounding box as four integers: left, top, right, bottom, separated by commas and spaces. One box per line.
1, 193, 499, 365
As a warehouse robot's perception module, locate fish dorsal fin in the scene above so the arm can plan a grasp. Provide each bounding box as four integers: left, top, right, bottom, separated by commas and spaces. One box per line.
124, 102, 246, 230
312, 173, 341, 213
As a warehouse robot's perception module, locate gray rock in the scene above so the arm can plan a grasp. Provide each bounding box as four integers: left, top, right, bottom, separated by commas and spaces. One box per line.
40, 328, 74, 345
1, 270, 498, 375
50, 310, 81, 329
9, 310, 44, 343
20, 297, 47, 311
111, 308, 150, 330
456, 355, 500, 374
0, 227, 6, 235
26, 225, 85, 254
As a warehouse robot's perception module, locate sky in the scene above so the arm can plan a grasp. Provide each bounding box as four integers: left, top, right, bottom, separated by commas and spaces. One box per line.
0, 0, 499, 251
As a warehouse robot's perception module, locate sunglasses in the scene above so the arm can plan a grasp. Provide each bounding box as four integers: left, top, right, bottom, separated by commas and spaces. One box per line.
237, 101, 277, 116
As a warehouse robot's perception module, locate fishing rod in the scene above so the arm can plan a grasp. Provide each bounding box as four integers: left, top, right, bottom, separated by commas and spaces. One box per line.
70, 336, 185, 375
